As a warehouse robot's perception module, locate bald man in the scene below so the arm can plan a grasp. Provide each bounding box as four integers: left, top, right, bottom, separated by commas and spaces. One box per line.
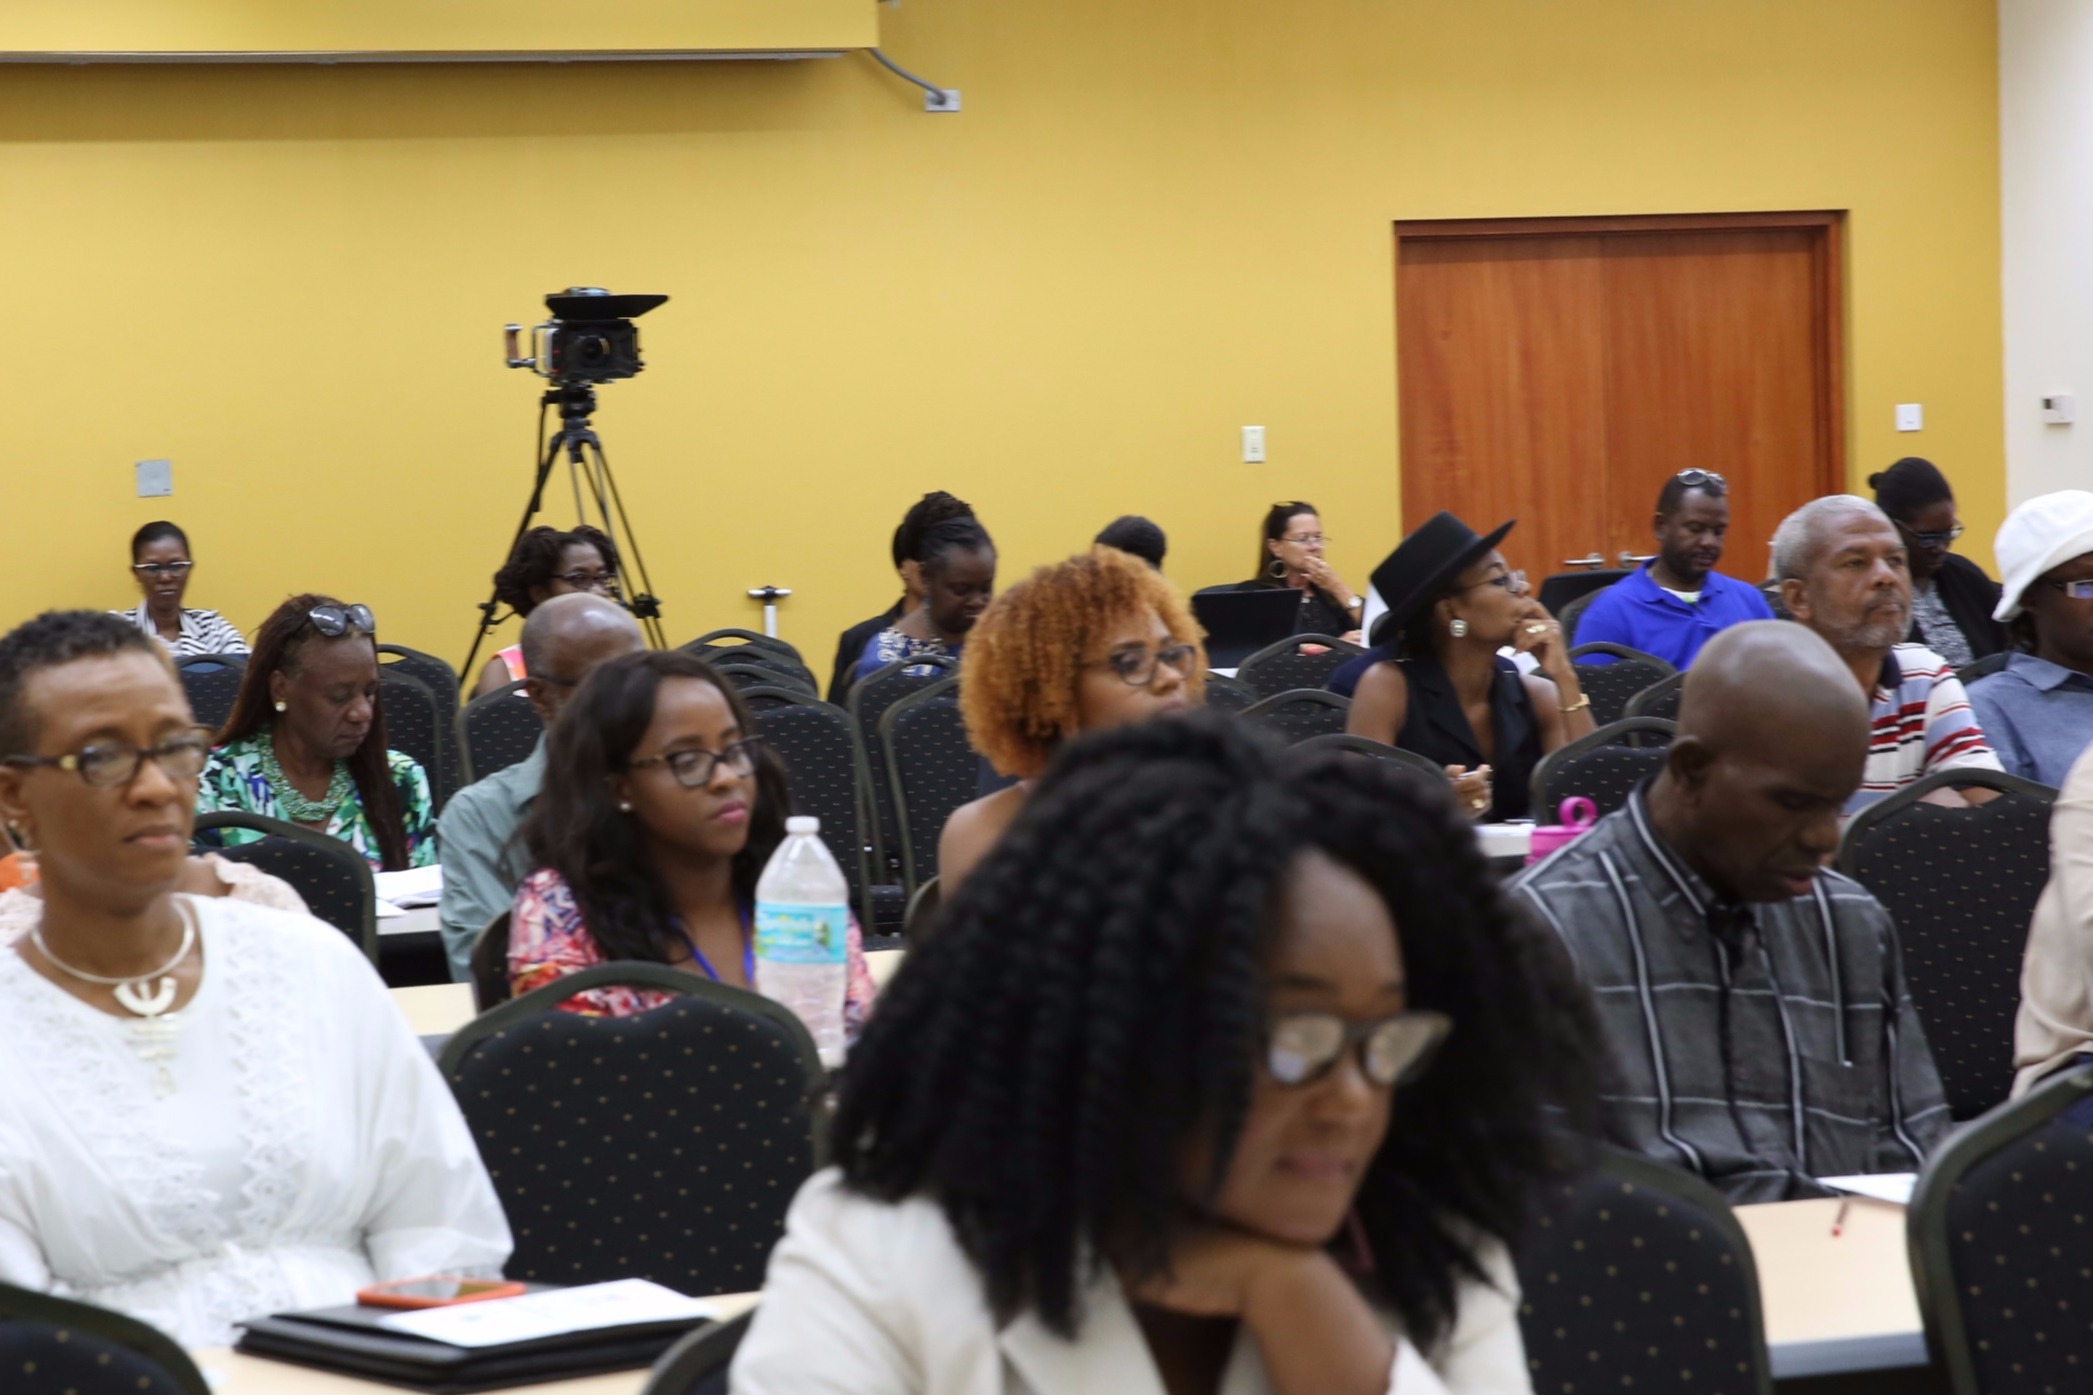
438, 594, 644, 980
1515, 622, 1948, 1202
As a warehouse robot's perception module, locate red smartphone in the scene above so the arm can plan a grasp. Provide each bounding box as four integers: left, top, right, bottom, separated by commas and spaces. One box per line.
356, 1277, 527, 1310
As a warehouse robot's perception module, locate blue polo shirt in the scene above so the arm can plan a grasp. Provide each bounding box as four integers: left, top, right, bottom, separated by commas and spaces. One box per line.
1967, 653, 2093, 787
1571, 565, 1774, 670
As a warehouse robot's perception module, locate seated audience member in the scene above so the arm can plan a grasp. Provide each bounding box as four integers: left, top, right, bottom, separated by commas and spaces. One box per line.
1230, 500, 1364, 641
197, 594, 437, 869
1516, 623, 1949, 1201
1570, 469, 1774, 667
2014, 742, 2093, 1093
852, 517, 997, 683
1774, 495, 2002, 813
1331, 513, 1593, 821
733, 715, 1601, 1394
471, 523, 622, 698
0, 611, 508, 1347
509, 651, 875, 1027
1872, 456, 2007, 667
115, 520, 248, 657
829, 491, 975, 705
1094, 513, 1168, 569
437, 594, 644, 981
939, 548, 1202, 891
1967, 490, 2093, 787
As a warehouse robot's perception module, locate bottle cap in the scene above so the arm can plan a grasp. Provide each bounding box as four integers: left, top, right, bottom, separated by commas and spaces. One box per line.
786, 815, 821, 835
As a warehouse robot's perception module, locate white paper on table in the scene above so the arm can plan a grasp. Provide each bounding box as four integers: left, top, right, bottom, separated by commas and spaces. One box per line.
1817, 1172, 1917, 1206
374, 865, 444, 908
1475, 823, 1534, 859
375, 900, 407, 919
378, 1279, 719, 1348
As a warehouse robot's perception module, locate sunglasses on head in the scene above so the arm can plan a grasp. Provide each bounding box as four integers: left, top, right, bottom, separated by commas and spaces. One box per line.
1674, 469, 1726, 489
308, 603, 375, 638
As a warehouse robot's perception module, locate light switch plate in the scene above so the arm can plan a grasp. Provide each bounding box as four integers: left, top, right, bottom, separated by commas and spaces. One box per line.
1241, 425, 1266, 463
135, 459, 172, 497
2042, 394, 2077, 425
1895, 403, 1923, 432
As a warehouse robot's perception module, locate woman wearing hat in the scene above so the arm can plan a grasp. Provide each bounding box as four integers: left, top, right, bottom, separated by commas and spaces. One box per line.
1966, 490, 2093, 786
1329, 513, 1593, 821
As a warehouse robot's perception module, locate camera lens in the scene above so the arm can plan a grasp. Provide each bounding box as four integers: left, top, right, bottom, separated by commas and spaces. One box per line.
573, 334, 611, 365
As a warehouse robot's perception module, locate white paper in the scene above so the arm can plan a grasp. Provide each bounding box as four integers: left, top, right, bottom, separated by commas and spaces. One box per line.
374, 865, 444, 908
378, 1279, 718, 1349
1475, 823, 1534, 858
375, 900, 407, 919
1818, 1172, 1917, 1206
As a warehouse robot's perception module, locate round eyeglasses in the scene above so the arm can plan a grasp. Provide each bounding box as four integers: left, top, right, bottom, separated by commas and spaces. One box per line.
308, 603, 375, 638
2, 725, 215, 790
1264, 1009, 1453, 1089
1091, 642, 1199, 689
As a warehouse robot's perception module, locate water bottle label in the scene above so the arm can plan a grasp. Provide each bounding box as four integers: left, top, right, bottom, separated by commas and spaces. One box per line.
754, 904, 849, 965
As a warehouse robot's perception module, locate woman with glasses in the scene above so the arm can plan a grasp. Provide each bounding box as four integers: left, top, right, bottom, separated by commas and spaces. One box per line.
115, 520, 248, 657
508, 650, 876, 1024
472, 523, 623, 698
732, 714, 1601, 1395
1870, 457, 2006, 668
0, 611, 508, 1347
1966, 491, 2093, 786
938, 547, 1203, 892
1331, 513, 1593, 822
1232, 502, 1365, 642
196, 594, 436, 870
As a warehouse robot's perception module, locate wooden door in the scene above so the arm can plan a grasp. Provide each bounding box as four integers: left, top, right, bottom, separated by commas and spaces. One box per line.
1395, 212, 1842, 590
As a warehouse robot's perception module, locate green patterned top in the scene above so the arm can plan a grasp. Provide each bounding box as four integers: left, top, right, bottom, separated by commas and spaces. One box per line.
197, 728, 437, 870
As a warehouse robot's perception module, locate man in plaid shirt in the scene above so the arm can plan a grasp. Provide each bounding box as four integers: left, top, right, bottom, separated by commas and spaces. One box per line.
1515, 622, 1949, 1202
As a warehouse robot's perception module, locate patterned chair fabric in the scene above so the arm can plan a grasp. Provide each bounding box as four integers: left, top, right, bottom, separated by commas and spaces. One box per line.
1294, 732, 1447, 780
1567, 644, 1677, 727
1234, 635, 1365, 700
1837, 769, 2056, 1121
440, 966, 824, 1299
458, 680, 546, 786
1202, 673, 1259, 714
0, 1283, 211, 1395
686, 629, 805, 664
378, 669, 457, 813
746, 696, 877, 930
1239, 689, 1352, 744
1622, 670, 1686, 724
640, 1311, 754, 1395
1558, 588, 1601, 648
880, 681, 977, 894
1909, 1062, 2093, 1395
848, 657, 959, 885
377, 643, 462, 714
1517, 1148, 1774, 1395
193, 811, 378, 961
176, 658, 247, 733
1528, 718, 1676, 822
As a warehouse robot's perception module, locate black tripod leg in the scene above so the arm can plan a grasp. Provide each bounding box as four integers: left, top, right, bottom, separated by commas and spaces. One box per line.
578, 435, 669, 650
460, 408, 561, 681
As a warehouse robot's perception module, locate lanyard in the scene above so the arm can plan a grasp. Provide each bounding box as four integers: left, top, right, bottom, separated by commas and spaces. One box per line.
676, 908, 754, 985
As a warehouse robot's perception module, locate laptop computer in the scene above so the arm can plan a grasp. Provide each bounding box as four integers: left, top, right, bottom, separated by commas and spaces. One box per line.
1192, 588, 1303, 669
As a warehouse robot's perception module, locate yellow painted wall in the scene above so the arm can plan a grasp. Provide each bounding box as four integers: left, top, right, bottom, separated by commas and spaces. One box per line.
0, 0, 2001, 686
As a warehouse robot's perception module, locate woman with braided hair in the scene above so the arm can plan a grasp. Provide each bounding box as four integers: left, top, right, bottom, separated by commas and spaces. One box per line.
733, 713, 1602, 1395
471, 524, 623, 698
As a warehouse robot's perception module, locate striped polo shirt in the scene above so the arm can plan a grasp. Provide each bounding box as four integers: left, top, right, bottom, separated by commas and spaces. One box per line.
1852, 643, 2000, 815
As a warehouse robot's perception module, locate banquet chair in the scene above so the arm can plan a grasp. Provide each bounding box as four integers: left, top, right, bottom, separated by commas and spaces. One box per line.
192, 811, 378, 962
0, 1282, 210, 1395
457, 679, 546, 786
881, 677, 976, 895
1234, 634, 1365, 699
1239, 689, 1351, 744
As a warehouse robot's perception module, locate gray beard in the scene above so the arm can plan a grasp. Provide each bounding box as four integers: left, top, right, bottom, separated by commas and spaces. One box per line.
1821, 614, 1907, 654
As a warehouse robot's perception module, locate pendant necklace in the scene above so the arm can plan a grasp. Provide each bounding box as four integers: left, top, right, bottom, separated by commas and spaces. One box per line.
31, 905, 197, 1098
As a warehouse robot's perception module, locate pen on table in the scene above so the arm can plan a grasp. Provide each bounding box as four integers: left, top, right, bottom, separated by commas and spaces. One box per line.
1830, 1194, 1852, 1238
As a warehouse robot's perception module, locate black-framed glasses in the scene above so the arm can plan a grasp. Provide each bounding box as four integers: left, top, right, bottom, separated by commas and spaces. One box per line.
1897, 521, 1965, 548
628, 736, 764, 789
555, 570, 620, 594
1674, 469, 1727, 489
2048, 579, 2093, 601
2, 725, 214, 790
1091, 642, 1199, 688
308, 603, 375, 638
1264, 1009, 1453, 1089
131, 562, 193, 579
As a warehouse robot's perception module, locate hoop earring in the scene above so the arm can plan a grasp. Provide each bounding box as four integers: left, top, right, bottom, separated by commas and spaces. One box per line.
1268, 558, 1287, 580
1449, 619, 1469, 639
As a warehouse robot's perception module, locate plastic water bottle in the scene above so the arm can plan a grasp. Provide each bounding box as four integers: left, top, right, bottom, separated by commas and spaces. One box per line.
754, 816, 851, 1066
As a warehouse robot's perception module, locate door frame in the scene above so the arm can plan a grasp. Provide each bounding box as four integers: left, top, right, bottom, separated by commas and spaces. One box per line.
1391, 210, 1847, 502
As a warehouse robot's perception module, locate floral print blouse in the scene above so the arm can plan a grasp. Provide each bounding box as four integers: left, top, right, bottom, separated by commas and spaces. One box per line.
197, 730, 438, 870
508, 867, 877, 1038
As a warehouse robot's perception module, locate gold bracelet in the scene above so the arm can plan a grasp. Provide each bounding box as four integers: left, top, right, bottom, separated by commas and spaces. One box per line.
1559, 693, 1592, 714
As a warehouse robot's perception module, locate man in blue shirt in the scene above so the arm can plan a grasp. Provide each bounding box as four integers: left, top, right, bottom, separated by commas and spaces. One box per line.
1573, 469, 1774, 669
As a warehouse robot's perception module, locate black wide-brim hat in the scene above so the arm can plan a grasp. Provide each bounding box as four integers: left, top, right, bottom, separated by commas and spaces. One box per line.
1367, 511, 1517, 647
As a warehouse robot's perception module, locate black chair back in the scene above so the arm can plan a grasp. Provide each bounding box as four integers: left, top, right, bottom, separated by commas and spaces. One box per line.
1537, 567, 1631, 617
440, 964, 825, 1298
457, 680, 546, 787
683, 635, 819, 695
470, 910, 514, 1012
1955, 652, 2009, 687
193, 811, 378, 960
741, 688, 880, 934
641, 1310, 755, 1395
848, 656, 959, 884
1293, 732, 1446, 778
1622, 669, 1686, 723
687, 628, 804, 663
1528, 718, 1676, 821
1234, 634, 1365, 700
1909, 1062, 2093, 1395
902, 875, 942, 949
1202, 672, 1259, 714
176, 654, 247, 733
1517, 1146, 1774, 1395
712, 661, 815, 698
880, 677, 976, 894
1837, 768, 2057, 1121
377, 669, 455, 812
0, 1284, 209, 1395
1240, 688, 1351, 744
1566, 644, 1677, 726
1557, 587, 1601, 647
377, 643, 462, 713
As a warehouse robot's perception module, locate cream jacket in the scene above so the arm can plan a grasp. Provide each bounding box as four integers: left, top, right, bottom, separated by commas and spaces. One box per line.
731, 1170, 1531, 1395
2015, 742, 2093, 1094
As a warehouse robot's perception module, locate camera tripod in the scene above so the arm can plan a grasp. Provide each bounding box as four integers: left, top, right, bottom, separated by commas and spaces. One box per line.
460, 383, 670, 685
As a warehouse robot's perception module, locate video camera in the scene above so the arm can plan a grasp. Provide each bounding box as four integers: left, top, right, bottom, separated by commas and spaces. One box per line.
504, 287, 668, 385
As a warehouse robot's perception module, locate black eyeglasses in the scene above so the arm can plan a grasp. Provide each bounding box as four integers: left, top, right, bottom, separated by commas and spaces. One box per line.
131, 562, 193, 579
308, 603, 375, 638
628, 736, 764, 789
1091, 642, 1199, 688
1674, 469, 1727, 488
2, 725, 214, 790
1264, 1009, 1453, 1089
1897, 521, 1965, 548
2048, 579, 2093, 601
555, 570, 620, 594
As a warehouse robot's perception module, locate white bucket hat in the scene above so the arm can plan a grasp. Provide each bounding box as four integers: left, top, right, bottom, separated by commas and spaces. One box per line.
1993, 489, 2093, 621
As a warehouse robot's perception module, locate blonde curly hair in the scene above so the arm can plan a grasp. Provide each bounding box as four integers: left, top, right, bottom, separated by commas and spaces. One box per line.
960, 547, 1205, 778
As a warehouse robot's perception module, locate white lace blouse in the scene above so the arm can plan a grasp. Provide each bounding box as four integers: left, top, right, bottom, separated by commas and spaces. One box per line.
0, 895, 512, 1347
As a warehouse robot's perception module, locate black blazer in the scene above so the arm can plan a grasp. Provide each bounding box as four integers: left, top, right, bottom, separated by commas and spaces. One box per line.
827, 600, 905, 705
1908, 553, 2007, 661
